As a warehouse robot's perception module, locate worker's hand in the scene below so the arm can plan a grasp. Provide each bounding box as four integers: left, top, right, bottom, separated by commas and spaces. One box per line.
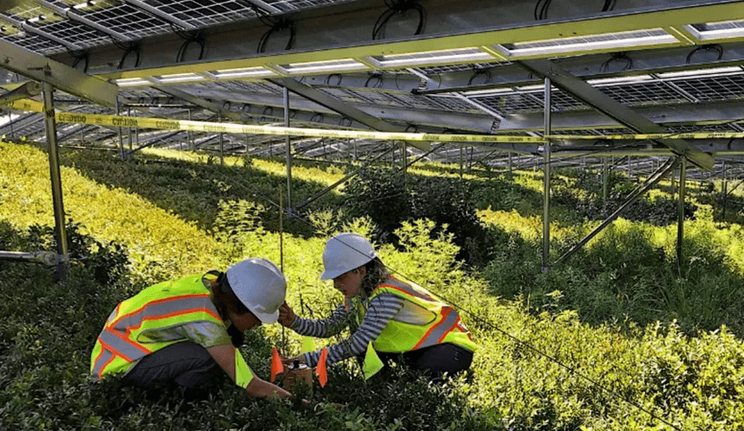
278, 301, 296, 327
281, 355, 306, 366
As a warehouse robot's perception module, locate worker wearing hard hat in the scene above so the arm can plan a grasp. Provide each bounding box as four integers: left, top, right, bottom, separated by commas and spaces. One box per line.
90, 257, 297, 401
278, 233, 476, 381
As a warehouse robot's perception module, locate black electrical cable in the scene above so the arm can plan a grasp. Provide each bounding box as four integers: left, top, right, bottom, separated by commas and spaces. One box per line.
364, 72, 384, 89
257, 19, 296, 53
467, 66, 492, 86
248, 4, 296, 53
534, 0, 552, 20
67, 49, 89, 73
248, 3, 278, 28
325, 73, 343, 86
600, 52, 633, 72
110, 35, 142, 69
601, 0, 617, 12
170, 24, 206, 63
372, 0, 425, 40
119, 45, 141, 69
537, 0, 615, 20
686, 44, 723, 64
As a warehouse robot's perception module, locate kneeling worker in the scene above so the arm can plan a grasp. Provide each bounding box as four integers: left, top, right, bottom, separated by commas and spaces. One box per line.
91, 257, 298, 401
279, 233, 476, 381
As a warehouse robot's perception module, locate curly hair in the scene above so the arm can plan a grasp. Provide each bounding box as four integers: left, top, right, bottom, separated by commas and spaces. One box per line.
361, 257, 390, 296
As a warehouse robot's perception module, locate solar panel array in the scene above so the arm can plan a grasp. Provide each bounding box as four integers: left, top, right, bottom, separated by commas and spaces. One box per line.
1, 0, 744, 182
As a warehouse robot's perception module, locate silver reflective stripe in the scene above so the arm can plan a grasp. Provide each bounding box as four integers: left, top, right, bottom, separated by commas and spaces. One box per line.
416, 307, 460, 349
98, 328, 150, 361
394, 300, 436, 325
382, 278, 435, 302
92, 347, 114, 378
111, 295, 215, 330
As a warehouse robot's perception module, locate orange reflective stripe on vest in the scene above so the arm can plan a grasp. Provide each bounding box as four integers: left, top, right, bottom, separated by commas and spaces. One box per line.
91, 344, 116, 379
109, 293, 219, 331
90, 275, 225, 379
412, 306, 459, 350
368, 276, 476, 354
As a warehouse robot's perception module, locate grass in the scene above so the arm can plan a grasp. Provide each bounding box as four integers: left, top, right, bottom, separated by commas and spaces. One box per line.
1, 140, 744, 429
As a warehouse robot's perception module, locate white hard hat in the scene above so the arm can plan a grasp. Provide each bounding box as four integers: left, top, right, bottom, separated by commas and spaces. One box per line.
226, 258, 286, 324
320, 233, 378, 280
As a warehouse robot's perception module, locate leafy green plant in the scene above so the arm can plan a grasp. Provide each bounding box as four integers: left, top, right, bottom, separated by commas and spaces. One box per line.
3, 140, 744, 430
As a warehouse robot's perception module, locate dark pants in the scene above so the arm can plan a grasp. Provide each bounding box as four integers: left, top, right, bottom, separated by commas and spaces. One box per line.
123, 342, 223, 391
377, 343, 473, 381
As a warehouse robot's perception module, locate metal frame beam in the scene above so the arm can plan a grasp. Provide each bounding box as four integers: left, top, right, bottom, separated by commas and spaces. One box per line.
0, 40, 117, 107
555, 157, 681, 265
270, 77, 430, 150
0, 81, 41, 105
498, 100, 744, 132
44, 0, 744, 83
175, 86, 495, 132
518, 59, 714, 170
418, 43, 744, 94
120, 0, 196, 30
34, 0, 132, 43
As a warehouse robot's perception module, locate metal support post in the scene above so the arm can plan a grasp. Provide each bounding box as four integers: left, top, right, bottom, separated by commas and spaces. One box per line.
283, 87, 294, 213
542, 78, 552, 272
676, 158, 687, 270
459, 144, 464, 178
41, 82, 68, 281
602, 157, 609, 201
508, 152, 513, 174
116, 97, 124, 159
9, 110, 14, 138
187, 109, 193, 151
0, 250, 58, 265
219, 114, 224, 166
468, 146, 474, 172
127, 107, 133, 151
722, 161, 728, 220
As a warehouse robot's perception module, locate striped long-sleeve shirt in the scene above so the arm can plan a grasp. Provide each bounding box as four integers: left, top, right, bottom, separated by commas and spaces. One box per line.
292, 293, 405, 367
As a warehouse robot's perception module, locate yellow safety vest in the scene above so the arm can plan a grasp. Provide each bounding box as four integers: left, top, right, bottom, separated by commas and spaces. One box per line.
90, 274, 227, 380
356, 276, 477, 354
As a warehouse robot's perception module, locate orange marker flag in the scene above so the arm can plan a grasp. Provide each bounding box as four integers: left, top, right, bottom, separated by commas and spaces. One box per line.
316, 348, 328, 388
270, 347, 283, 382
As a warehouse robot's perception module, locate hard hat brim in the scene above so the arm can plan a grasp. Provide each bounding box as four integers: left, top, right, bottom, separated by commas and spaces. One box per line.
320, 268, 343, 280
251, 308, 279, 324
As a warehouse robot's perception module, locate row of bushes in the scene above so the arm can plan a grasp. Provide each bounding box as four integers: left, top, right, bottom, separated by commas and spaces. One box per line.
2, 141, 744, 429
3, 215, 743, 430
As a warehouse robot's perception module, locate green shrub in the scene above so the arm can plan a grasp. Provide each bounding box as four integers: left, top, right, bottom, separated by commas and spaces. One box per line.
343, 167, 499, 266
4, 140, 744, 429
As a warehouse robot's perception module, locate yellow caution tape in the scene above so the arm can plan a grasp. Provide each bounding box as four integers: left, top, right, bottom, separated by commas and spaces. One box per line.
6, 99, 744, 142
50, 111, 544, 144
548, 133, 744, 140
7, 99, 44, 112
